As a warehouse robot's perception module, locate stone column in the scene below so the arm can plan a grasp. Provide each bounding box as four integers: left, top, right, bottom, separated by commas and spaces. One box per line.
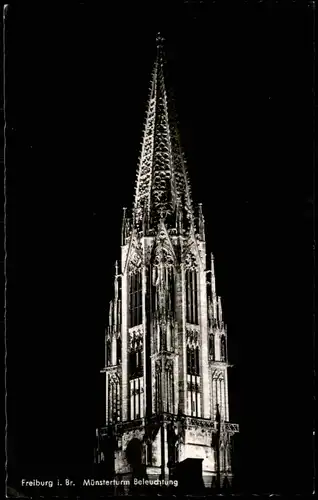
212, 374, 217, 420
121, 247, 129, 421
179, 265, 187, 414
142, 238, 147, 418
199, 264, 209, 418
174, 355, 178, 414
112, 334, 117, 366
224, 369, 229, 421
215, 332, 221, 361
164, 424, 169, 479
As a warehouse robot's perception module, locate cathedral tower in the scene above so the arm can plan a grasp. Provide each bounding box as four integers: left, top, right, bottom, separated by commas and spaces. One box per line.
95, 34, 239, 491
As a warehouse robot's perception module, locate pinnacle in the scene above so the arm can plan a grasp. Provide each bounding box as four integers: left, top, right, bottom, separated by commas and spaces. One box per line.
156, 31, 164, 41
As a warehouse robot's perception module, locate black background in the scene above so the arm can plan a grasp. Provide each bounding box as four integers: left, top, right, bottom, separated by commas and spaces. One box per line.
6, 1, 313, 495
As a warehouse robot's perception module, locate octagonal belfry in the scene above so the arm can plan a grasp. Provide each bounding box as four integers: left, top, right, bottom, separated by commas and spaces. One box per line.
94, 33, 239, 493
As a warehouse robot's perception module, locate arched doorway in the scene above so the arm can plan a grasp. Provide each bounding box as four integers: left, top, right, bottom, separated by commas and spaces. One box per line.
126, 438, 142, 469
125, 438, 147, 484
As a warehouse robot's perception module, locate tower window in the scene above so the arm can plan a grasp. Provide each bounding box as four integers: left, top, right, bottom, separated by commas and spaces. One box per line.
187, 346, 191, 374
129, 270, 142, 327
129, 337, 143, 380
155, 363, 162, 414
116, 337, 122, 365
220, 335, 226, 362
129, 350, 136, 377
185, 269, 198, 325
135, 349, 143, 377
106, 339, 112, 366
209, 333, 215, 360
108, 376, 121, 424
187, 343, 200, 417
195, 346, 200, 375
128, 337, 144, 421
187, 345, 200, 376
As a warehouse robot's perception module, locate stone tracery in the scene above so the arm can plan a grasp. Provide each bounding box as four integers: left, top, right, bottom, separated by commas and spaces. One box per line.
95, 34, 239, 493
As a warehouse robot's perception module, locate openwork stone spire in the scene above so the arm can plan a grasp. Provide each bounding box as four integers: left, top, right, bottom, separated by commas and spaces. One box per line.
133, 33, 194, 231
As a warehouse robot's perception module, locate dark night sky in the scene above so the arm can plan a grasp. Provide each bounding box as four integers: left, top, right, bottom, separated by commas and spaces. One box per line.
6, 2, 313, 495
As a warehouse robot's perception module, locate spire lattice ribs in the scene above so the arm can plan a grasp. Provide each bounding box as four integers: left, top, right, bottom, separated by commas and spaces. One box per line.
133, 35, 194, 232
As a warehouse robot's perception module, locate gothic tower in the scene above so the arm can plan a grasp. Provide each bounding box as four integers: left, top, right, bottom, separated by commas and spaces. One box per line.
95, 34, 239, 491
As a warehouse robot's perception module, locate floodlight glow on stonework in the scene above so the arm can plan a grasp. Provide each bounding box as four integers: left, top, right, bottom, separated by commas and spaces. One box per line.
94, 34, 239, 494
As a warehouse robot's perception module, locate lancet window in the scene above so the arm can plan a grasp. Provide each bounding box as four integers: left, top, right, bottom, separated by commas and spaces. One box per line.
220, 335, 227, 362
209, 333, 215, 360
128, 331, 143, 379
165, 360, 174, 413
187, 345, 200, 376
116, 336, 121, 365
117, 298, 122, 331
155, 361, 162, 414
208, 301, 213, 330
106, 338, 112, 367
185, 269, 198, 325
212, 372, 225, 421
129, 330, 143, 420
129, 376, 144, 420
107, 374, 121, 424
186, 329, 200, 417
128, 269, 142, 328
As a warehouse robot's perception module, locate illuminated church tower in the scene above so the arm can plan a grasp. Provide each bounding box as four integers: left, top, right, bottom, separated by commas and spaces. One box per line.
95, 34, 239, 491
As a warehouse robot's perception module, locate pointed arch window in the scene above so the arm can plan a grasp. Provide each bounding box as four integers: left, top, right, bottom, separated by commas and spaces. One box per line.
129, 270, 142, 328
209, 333, 215, 360
108, 375, 121, 424
187, 345, 200, 377
106, 339, 112, 367
195, 346, 200, 375
187, 343, 200, 417
116, 337, 122, 365
129, 350, 136, 377
213, 374, 225, 421
166, 362, 174, 413
185, 269, 198, 325
167, 266, 175, 315
187, 346, 192, 374
155, 362, 162, 414
128, 332, 143, 420
117, 298, 122, 331
220, 335, 226, 362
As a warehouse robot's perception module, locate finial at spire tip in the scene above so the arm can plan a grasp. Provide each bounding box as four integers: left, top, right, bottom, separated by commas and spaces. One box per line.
156, 31, 165, 47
